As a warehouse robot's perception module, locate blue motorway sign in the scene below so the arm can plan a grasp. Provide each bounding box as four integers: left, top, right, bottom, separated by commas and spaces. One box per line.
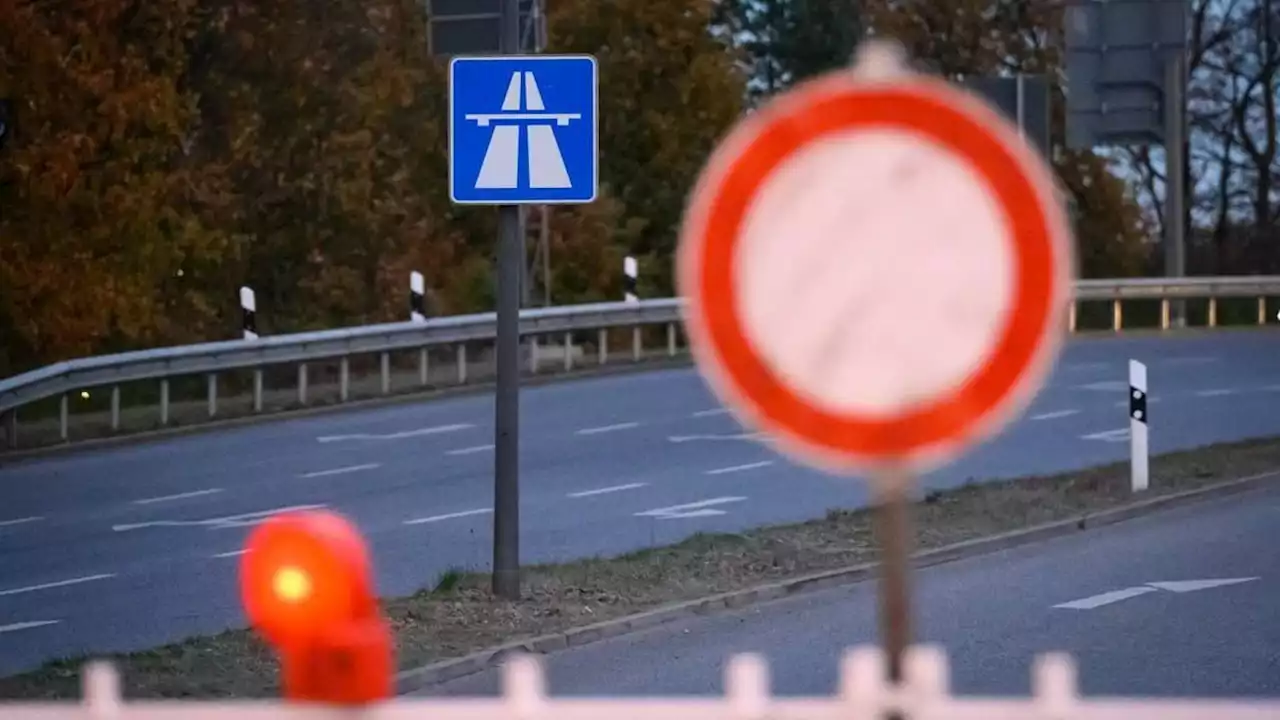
449, 55, 598, 205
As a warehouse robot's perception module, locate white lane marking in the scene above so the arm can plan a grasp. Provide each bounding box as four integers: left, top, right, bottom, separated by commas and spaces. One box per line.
1263, 385, 1280, 392
567, 482, 647, 498
1194, 388, 1237, 397
213, 549, 247, 559
131, 488, 223, 506
317, 423, 474, 443
112, 504, 325, 532
0, 516, 44, 528
705, 460, 774, 475
0, 574, 116, 598
404, 508, 492, 525
1165, 356, 1217, 365
1053, 586, 1158, 610
0, 621, 60, 634
1029, 409, 1080, 421
1146, 577, 1259, 593
669, 432, 763, 443
446, 444, 494, 456
300, 463, 380, 479
692, 408, 730, 417
635, 496, 747, 520
1080, 428, 1129, 443
575, 422, 641, 436
1076, 380, 1128, 392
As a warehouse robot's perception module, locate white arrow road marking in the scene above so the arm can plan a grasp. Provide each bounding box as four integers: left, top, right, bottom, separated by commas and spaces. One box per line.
317, 423, 473, 443
1081, 428, 1130, 443
1054, 577, 1262, 609
112, 504, 324, 532
1145, 577, 1259, 593
0, 620, 60, 634
1053, 587, 1158, 610
668, 432, 763, 443
635, 496, 746, 520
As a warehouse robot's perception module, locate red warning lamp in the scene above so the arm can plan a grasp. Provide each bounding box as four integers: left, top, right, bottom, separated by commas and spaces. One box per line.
240, 510, 394, 704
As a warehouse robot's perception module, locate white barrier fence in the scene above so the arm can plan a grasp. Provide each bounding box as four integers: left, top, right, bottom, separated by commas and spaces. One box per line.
5, 649, 1278, 720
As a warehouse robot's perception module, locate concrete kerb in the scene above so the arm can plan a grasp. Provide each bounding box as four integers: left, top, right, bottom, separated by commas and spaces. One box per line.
0, 357, 693, 467
393, 467, 1280, 694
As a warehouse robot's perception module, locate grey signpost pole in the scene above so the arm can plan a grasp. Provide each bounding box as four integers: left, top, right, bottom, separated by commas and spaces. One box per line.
1164, 52, 1187, 327
492, 0, 522, 599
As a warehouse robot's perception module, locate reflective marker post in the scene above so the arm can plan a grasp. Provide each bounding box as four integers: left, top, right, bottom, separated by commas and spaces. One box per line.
492, 0, 522, 600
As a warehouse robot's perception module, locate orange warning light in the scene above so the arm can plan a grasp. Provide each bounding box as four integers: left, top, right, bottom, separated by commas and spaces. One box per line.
239, 510, 393, 703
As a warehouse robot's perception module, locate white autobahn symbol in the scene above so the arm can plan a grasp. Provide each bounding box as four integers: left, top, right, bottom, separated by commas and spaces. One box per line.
466, 70, 580, 190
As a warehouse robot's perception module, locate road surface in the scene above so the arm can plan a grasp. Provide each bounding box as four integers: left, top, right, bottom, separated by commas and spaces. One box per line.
0, 331, 1278, 676
424, 481, 1280, 698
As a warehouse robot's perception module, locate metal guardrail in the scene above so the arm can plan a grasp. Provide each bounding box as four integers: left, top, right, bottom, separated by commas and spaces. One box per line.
1, 277, 1278, 450
5, 650, 1280, 718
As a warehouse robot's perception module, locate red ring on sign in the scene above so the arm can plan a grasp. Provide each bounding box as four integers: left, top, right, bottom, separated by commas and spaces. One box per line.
690, 81, 1059, 463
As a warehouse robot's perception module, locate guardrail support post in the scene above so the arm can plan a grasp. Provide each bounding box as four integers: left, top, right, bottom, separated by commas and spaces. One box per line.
59, 394, 68, 442
207, 374, 218, 418
418, 349, 429, 386
529, 337, 539, 374
380, 353, 391, 395
564, 332, 573, 371
252, 370, 264, 412
598, 329, 607, 365
1208, 297, 1217, 327
632, 327, 642, 362
110, 386, 120, 431
1159, 300, 1170, 330
457, 345, 467, 384
2, 409, 15, 448
1258, 297, 1267, 325
339, 358, 350, 402
160, 380, 170, 426
1112, 300, 1122, 332
298, 364, 308, 405
667, 323, 677, 356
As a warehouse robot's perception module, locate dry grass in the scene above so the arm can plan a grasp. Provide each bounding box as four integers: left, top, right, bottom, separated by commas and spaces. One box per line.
3, 435, 1279, 699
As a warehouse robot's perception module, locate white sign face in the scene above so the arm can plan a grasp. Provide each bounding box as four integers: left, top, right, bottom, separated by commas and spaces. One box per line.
736, 127, 1015, 417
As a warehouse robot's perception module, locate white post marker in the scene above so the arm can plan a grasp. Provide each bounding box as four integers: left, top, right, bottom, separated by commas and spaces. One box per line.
410, 271, 427, 322
623, 256, 638, 303
1129, 359, 1149, 492
239, 286, 257, 340
675, 39, 1074, 688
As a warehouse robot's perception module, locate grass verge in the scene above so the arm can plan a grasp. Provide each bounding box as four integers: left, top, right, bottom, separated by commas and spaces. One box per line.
4, 435, 1280, 699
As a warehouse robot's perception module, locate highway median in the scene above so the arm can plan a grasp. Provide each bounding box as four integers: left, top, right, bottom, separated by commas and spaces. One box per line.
3, 435, 1280, 700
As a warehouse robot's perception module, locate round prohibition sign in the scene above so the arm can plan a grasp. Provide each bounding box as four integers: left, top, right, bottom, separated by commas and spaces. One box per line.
677, 47, 1074, 480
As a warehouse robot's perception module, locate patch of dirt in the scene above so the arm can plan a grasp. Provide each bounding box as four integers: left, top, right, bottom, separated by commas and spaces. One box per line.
2, 436, 1277, 699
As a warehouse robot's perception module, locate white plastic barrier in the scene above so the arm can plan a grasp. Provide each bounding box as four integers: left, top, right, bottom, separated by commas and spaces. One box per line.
4, 646, 1279, 720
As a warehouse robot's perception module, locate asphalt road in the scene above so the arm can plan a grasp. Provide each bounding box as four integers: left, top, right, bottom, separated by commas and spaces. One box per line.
423, 481, 1280, 698
0, 331, 1279, 677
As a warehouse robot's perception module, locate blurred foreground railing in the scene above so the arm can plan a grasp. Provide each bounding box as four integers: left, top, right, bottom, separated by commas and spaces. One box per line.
1, 276, 1279, 452
3, 650, 1278, 720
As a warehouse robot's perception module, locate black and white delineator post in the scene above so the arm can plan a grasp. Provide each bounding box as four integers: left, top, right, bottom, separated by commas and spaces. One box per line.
240, 286, 258, 340
410, 271, 426, 322
1129, 359, 1149, 492
623, 256, 638, 304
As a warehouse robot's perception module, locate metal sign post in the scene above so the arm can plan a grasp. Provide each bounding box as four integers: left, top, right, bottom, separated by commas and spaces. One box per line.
446, 3, 598, 599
